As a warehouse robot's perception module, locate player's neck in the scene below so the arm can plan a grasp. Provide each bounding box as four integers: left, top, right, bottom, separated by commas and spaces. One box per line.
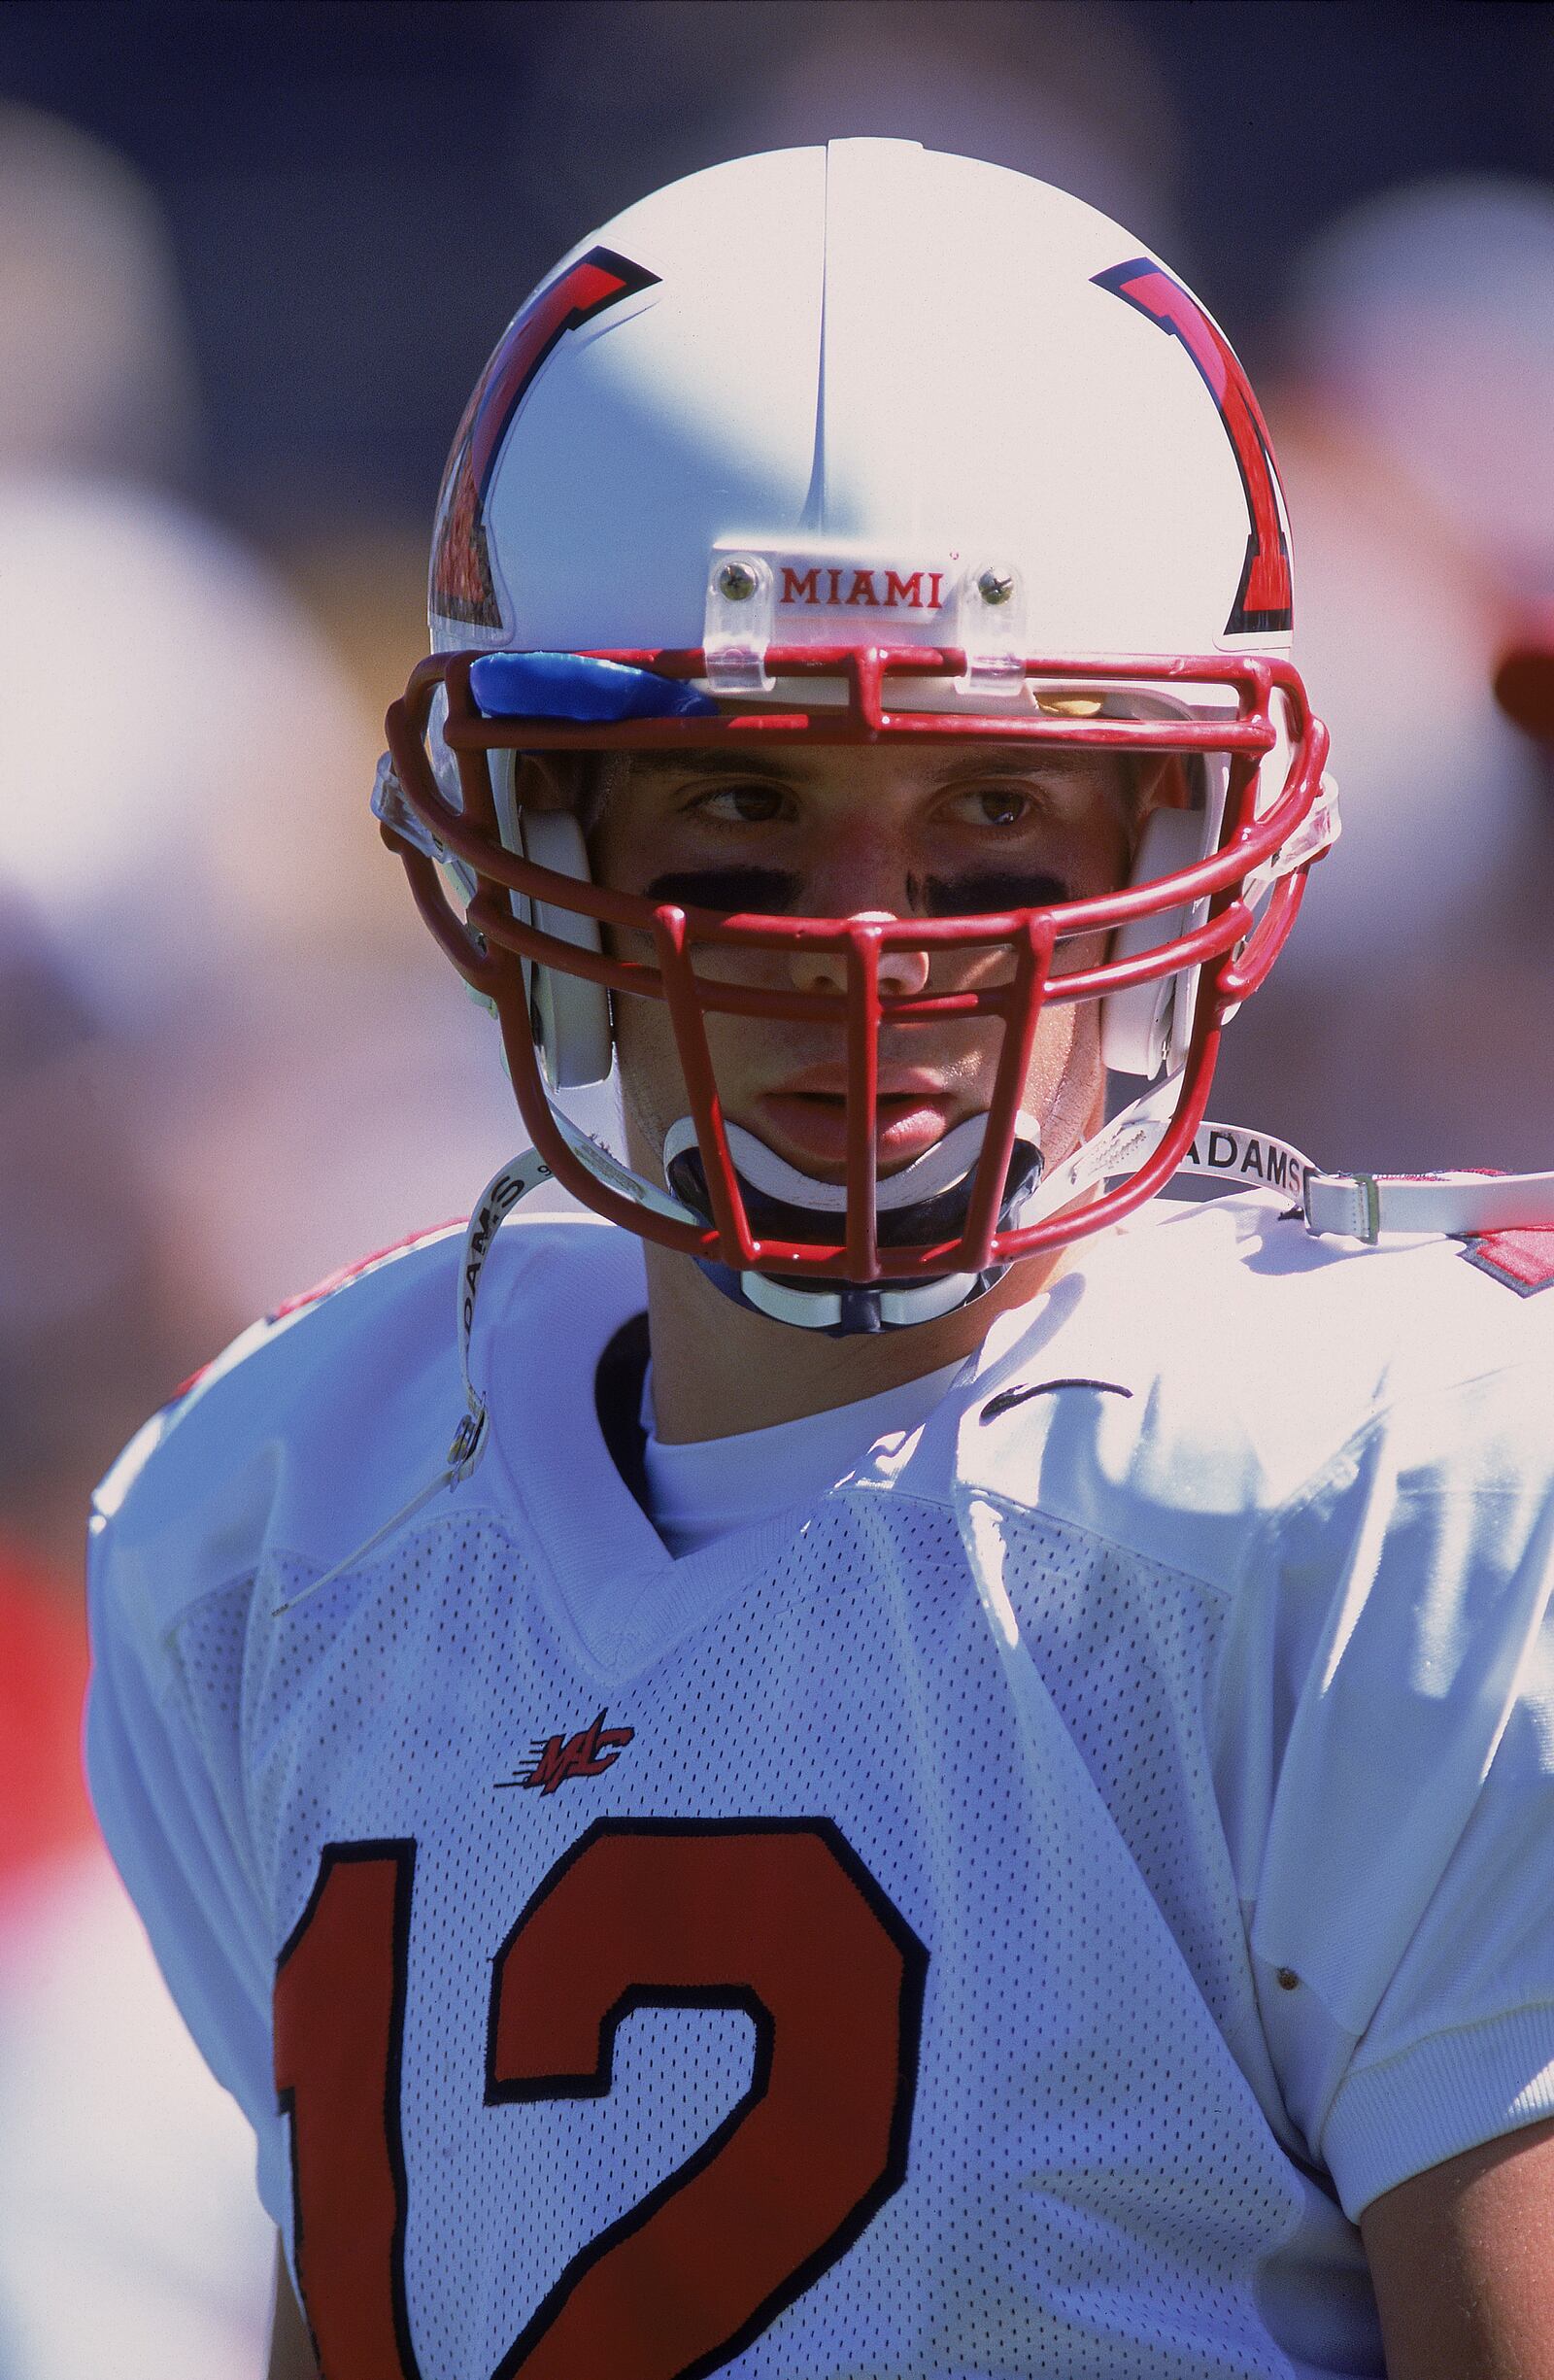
640, 1239, 1062, 1444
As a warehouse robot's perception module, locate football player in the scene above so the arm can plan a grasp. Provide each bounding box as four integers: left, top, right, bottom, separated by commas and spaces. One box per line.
87, 142, 1554, 2380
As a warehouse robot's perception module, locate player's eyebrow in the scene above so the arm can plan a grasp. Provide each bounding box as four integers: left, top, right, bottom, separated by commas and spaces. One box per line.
622, 750, 810, 781
622, 748, 1069, 785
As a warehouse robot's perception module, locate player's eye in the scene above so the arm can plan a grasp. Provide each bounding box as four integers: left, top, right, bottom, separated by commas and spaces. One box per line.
944, 785, 1038, 830
688, 782, 793, 827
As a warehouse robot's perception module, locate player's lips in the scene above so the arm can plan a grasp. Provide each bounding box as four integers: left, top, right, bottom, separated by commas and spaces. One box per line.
755, 1077, 958, 1172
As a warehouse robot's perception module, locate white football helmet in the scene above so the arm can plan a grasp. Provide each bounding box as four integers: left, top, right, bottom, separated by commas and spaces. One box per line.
378, 139, 1335, 1332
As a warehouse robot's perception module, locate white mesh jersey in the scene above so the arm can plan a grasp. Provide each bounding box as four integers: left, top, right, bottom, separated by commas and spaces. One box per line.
86, 1193, 1554, 2380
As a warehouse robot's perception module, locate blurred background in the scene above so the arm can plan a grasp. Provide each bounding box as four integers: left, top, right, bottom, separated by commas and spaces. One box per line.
1, 3, 1551, 2371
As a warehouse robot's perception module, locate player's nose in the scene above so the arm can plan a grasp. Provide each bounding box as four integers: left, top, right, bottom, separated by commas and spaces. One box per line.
787, 912, 932, 998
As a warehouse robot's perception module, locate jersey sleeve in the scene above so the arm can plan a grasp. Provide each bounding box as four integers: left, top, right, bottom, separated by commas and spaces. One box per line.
84, 1415, 287, 2227
1223, 1353, 1554, 2221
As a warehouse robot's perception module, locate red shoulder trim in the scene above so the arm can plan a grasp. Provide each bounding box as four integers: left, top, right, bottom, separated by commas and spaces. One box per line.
1461, 1228, 1554, 1297
167, 1218, 466, 1406
267, 1218, 466, 1325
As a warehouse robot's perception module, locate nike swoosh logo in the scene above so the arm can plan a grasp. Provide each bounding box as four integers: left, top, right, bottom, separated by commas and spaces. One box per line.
979, 1377, 1133, 1423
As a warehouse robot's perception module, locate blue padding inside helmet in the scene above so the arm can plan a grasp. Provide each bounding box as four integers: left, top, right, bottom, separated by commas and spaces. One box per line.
469, 651, 719, 723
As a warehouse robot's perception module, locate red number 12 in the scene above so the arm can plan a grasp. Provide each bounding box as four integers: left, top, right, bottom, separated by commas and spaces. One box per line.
274, 1818, 927, 2380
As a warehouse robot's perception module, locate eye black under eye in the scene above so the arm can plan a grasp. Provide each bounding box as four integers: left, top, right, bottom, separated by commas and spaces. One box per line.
645, 867, 803, 915
921, 870, 1069, 917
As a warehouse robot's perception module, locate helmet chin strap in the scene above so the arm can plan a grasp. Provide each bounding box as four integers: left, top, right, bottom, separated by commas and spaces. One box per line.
271, 1085, 1554, 1616
660, 1110, 1047, 1336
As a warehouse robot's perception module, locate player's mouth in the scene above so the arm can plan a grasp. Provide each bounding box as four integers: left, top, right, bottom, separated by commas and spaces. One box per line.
755, 1074, 959, 1174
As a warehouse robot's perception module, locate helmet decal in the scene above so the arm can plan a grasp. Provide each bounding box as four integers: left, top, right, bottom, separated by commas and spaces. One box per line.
1093, 257, 1294, 638
430, 245, 660, 629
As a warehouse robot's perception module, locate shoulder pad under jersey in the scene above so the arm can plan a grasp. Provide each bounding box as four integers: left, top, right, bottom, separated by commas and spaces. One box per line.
90, 1213, 606, 1644
945, 1192, 1554, 1577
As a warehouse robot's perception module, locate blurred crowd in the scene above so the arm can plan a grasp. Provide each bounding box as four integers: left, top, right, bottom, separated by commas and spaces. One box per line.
1, 5, 1551, 2372
0, 78, 513, 2380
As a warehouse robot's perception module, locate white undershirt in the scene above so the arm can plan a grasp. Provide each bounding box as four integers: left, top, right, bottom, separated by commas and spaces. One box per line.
640, 1357, 968, 1557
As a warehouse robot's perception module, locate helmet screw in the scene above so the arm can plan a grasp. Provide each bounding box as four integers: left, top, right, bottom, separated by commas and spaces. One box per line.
718, 560, 760, 601
977, 568, 1015, 606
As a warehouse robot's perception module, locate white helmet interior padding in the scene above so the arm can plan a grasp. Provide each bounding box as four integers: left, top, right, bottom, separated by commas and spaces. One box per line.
1100, 805, 1216, 1079
489, 756, 614, 1090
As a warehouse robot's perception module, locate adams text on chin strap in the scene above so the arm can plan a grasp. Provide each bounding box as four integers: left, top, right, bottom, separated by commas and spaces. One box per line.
270, 1148, 553, 1615
272, 1110, 1554, 1615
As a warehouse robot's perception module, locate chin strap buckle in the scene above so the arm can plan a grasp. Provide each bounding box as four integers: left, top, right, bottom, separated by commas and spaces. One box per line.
1303, 1166, 1554, 1243
447, 1407, 488, 1479
1302, 1171, 1382, 1243
1239, 774, 1342, 907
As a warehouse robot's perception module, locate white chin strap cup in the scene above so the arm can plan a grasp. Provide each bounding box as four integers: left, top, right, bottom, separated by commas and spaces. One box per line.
660, 1110, 1046, 1335
660, 1111, 1031, 1216
741, 1265, 981, 1332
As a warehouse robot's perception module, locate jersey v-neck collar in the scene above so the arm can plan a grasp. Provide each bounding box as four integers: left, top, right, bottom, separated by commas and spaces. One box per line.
640, 1351, 969, 1556
468, 1207, 1167, 1679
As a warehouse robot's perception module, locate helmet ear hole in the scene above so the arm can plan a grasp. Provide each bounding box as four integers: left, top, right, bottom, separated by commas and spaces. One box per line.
512, 807, 615, 1089
1099, 806, 1211, 1079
